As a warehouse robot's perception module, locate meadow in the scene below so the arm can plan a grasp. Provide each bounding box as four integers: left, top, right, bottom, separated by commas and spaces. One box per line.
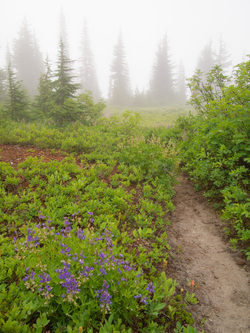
103, 105, 192, 127
0, 112, 201, 333
0, 58, 249, 332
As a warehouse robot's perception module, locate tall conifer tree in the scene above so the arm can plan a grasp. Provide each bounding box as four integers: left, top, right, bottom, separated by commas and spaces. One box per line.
79, 19, 101, 100
149, 34, 174, 105
176, 61, 186, 103
12, 19, 44, 96
109, 31, 131, 105
53, 38, 79, 106
196, 40, 215, 74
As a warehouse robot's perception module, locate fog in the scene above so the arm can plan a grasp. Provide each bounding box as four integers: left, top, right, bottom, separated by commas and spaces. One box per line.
1, 0, 249, 97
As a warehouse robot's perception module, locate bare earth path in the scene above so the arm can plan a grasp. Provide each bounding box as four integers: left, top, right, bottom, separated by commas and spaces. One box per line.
168, 174, 250, 333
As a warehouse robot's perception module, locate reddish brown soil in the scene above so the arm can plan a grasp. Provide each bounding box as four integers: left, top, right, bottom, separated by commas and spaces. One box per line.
0, 145, 249, 332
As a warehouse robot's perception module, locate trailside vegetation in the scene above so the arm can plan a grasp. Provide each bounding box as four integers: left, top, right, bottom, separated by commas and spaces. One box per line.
176, 58, 250, 258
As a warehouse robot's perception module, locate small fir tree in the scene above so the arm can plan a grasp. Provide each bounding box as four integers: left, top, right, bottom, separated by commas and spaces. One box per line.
33, 55, 54, 119
53, 38, 80, 106
5, 62, 29, 121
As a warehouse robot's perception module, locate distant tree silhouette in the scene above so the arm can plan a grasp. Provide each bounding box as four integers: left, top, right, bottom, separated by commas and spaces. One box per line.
176, 61, 186, 103
196, 40, 215, 75
216, 37, 231, 74
0, 67, 7, 103
59, 7, 70, 55
109, 31, 131, 105
12, 19, 44, 96
149, 34, 174, 105
79, 19, 101, 101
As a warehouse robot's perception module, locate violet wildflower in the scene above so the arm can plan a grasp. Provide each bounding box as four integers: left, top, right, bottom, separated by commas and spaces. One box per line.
141, 296, 148, 305
77, 229, 85, 240
95, 280, 112, 310
146, 282, 155, 293
79, 259, 84, 265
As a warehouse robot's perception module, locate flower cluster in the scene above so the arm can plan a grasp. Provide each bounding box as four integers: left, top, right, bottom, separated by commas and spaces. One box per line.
26, 228, 40, 247
56, 262, 81, 298
23, 267, 35, 282
38, 272, 53, 297
95, 280, 112, 311
134, 294, 148, 305
19, 212, 156, 316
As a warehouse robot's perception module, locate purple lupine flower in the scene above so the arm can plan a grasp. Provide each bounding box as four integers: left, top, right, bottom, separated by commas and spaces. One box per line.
146, 282, 155, 293
90, 218, 94, 223
56, 264, 80, 294
141, 296, 148, 305
134, 294, 142, 299
79, 259, 84, 265
77, 230, 85, 240
87, 212, 94, 215
46, 285, 52, 292
100, 268, 107, 276
23, 275, 29, 282
95, 280, 112, 310
38, 272, 51, 283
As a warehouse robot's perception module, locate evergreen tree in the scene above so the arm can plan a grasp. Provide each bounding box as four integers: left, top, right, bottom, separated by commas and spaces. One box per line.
216, 37, 231, 73
196, 40, 215, 74
5, 62, 29, 121
33, 55, 54, 118
176, 61, 186, 103
79, 19, 101, 101
149, 34, 174, 105
12, 19, 44, 96
59, 7, 70, 55
109, 31, 131, 105
0, 68, 7, 103
53, 38, 80, 106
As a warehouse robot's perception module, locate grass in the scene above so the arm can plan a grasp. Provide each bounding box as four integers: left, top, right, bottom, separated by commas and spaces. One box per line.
103, 104, 193, 127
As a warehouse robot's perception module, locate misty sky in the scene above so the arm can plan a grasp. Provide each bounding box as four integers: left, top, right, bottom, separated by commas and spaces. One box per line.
0, 0, 249, 97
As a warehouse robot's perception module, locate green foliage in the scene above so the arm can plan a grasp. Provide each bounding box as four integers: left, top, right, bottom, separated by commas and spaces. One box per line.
0, 112, 198, 332
177, 57, 250, 256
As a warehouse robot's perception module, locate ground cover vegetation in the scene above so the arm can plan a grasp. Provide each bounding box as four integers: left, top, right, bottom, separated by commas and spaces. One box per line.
0, 111, 202, 332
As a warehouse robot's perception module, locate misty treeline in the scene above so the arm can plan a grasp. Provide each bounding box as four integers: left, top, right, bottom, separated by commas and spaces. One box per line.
0, 17, 231, 124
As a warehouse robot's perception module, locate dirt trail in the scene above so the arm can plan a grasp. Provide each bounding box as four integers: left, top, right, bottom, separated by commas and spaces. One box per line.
168, 174, 250, 333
